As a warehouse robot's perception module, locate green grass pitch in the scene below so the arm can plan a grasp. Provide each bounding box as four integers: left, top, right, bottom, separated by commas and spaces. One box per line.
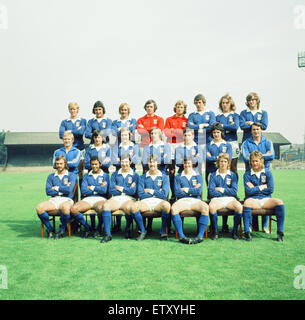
0, 169, 304, 300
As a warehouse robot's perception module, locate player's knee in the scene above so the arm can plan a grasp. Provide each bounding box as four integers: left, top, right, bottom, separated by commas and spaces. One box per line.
234, 202, 243, 213
36, 204, 44, 214
131, 202, 139, 213
103, 202, 111, 211
209, 204, 216, 213
275, 199, 284, 206
243, 199, 252, 207
163, 202, 171, 213
93, 203, 103, 213
171, 205, 179, 215
70, 205, 79, 215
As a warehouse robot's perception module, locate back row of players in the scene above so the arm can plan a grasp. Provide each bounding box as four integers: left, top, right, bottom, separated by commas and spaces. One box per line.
36, 93, 285, 244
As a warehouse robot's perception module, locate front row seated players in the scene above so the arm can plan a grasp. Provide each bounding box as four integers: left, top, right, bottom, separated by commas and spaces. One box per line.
171, 157, 209, 244
36, 155, 77, 239
242, 150, 285, 242
130, 155, 171, 241
100, 154, 139, 243
70, 157, 109, 238
208, 153, 242, 240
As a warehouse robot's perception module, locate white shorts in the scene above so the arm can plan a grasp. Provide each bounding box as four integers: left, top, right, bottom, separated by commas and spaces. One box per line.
211, 196, 236, 209
49, 196, 73, 210
82, 196, 106, 207
141, 197, 165, 211
229, 141, 240, 159
175, 197, 202, 210
256, 197, 271, 209
112, 195, 135, 207
170, 142, 183, 160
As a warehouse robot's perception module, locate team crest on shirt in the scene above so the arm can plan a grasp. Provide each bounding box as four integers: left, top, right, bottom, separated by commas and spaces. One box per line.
101, 152, 106, 158
160, 146, 164, 154
76, 121, 80, 127
153, 119, 157, 124
102, 121, 106, 128
192, 178, 197, 186
222, 146, 227, 153
157, 179, 162, 187
98, 177, 103, 184
261, 175, 266, 183
205, 115, 210, 121
226, 178, 231, 185
64, 178, 69, 185
128, 176, 133, 184
257, 114, 262, 121
182, 121, 186, 128
229, 116, 233, 123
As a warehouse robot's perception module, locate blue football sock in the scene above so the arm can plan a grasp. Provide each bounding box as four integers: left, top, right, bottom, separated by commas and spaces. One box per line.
172, 214, 185, 238
132, 211, 146, 234
124, 213, 133, 232
197, 215, 209, 238
233, 212, 242, 232
59, 213, 70, 232
210, 212, 218, 232
275, 204, 285, 233
38, 212, 54, 232
102, 210, 112, 236
242, 207, 252, 233
74, 213, 91, 231
160, 211, 170, 234
262, 215, 269, 229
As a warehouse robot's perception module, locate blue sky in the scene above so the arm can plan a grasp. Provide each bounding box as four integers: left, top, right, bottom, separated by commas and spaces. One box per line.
0, 0, 305, 143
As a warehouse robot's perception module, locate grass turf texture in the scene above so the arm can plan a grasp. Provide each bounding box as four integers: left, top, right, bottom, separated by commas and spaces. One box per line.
0, 170, 304, 300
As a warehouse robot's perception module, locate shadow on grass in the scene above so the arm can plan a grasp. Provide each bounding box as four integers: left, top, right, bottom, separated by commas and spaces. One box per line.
0, 219, 41, 238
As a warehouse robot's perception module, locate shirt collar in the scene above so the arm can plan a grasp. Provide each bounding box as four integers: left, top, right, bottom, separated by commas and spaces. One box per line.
220, 111, 234, 116
119, 141, 134, 148
210, 139, 226, 145
251, 168, 265, 176
90, 144, 104, 149
185, 141, 197, 149
119, 117, 131, 122
181, 169, 197, 178
149, 141, 164, 147
246, 107, 262, 114
118, 168, 134, 176
216, 169, 231, 176
196, 109, 209, 115
89, 169, 104, 176
146, 170, 163, 178
54, 170, 69, 177
60, 146, 76, 152
66, 117, 81, 122
92, 116, 105, 121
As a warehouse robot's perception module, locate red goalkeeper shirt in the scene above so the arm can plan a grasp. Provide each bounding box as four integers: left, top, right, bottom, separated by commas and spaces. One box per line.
136, 114, 164, 147
164, 114, 188, 143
